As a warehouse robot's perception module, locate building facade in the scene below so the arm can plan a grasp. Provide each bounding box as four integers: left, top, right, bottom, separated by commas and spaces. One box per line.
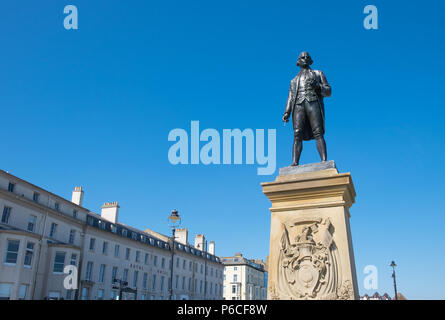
221, 253, 267, 300
0, 169, 223, 300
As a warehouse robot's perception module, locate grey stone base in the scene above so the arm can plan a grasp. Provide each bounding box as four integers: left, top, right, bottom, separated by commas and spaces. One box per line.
279, 160, 337, 175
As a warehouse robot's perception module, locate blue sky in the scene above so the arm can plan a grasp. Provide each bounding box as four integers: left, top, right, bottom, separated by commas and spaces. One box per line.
1, 0, 444, 299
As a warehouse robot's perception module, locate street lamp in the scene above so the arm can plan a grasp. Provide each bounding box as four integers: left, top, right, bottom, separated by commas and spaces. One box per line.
168, 209, 181, 300
390, 261, 398, 300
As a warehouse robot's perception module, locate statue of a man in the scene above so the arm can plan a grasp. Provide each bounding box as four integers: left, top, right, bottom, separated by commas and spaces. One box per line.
282, 52, 331, 166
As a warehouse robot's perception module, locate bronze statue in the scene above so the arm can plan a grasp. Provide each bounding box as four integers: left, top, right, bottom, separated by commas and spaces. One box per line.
282, 52, 331, 166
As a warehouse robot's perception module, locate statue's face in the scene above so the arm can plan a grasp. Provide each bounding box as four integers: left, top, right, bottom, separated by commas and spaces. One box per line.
297, 52, 312, 68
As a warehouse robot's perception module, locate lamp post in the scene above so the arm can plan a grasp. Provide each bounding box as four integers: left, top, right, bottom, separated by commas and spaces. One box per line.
168, 209, 181, 300
390, 261, 398, 300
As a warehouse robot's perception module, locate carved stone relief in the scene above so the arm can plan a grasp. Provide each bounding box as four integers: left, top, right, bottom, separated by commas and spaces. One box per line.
274, 217, 352, 300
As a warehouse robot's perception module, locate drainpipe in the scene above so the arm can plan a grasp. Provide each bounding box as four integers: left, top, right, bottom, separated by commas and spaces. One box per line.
31, 195, 50, 300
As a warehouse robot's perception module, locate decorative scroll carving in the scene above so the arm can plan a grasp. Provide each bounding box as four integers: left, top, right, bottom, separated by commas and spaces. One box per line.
337, 280, 354, 300
277, 217, 349, 300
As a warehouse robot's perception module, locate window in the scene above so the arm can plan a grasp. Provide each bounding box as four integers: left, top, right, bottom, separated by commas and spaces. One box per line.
152, 275, 156, 290
123, 269, 128, 282
66, 290, 73, 300
200, 280, 203, 293
19, 285, 28, 300
132, 232, 137, 240
188, 278, 191, 290
125, 248, 130, 260
153, 255, 157, 266
133, 271, 139, 287
49, 223, 57, 238
182, 276, 185, 290
143, 273, 148, 289
182, 259, 186, 270
102, 242, 108, 255
1, 207, 11, 224
27, 215, 37, 232
114, 245, 120, 257
160, 276, 165, 291
8, 182, 15, 193
161, 257, 165, 268
189, 261, 192, 271
144, 253, 149, 265
86, 262, 93, 281
234, 275, 237, 282
176, 257, 179, 268
112, 267, 118, 283
70, 254, 77, 266
175, 275, 179, 289
0, 284, 12, 300
24, 242, 34, 267
81, 287, 89, 300
97, 289, 104, 300
234, 267, 237, 271
72, 210, 77, 219
33, 192, 39, 203
89, 238, 95, 251
4, 240, 20, 264
135, 251, 140, 262
69, 230, 75, 244
232, 285, 236, 294
99, 264, 106, 283
54, 202, 60, 211
53, 252, 65, 273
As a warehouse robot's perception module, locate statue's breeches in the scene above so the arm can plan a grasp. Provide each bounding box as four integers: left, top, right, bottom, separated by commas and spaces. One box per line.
292, 100, 324, 140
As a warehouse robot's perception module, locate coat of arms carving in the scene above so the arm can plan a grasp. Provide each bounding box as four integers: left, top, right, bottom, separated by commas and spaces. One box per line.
277, 217, 349, 299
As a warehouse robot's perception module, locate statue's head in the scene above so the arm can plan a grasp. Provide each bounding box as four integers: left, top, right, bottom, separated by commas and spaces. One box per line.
296, 51, 313, 68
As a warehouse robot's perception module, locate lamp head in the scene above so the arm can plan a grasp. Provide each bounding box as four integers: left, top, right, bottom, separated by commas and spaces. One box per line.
168, 209, 181, 226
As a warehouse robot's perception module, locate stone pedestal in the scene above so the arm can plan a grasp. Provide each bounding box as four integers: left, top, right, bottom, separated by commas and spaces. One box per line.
261, 161, 359, 300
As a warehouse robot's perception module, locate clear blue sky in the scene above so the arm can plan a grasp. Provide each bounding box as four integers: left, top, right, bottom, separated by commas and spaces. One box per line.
1, 0, 444, 299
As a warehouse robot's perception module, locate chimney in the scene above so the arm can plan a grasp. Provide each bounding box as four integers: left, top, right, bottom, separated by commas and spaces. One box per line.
208, 241, 215, 255
194, 234, 205, 251
175, 228, 188, 245
71, 187, 84, 206
101, 202, 119, 224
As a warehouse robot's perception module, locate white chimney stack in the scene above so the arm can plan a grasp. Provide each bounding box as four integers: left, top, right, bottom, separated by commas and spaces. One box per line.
194, 234, 205, 251
176, 228, 188, 245
72, 186, 84, 206
208, 241, 215, 255
101, 202, 119, 224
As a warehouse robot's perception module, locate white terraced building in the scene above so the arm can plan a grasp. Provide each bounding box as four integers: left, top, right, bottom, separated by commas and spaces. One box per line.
0, 169, 223, 300
221, 253, 267, 300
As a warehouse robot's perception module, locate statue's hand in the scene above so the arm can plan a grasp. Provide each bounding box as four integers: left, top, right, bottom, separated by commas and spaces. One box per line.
282, 113, 290, 122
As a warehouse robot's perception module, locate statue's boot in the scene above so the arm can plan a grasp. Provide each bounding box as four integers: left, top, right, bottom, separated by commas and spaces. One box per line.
291, 138, 302, 166
316, 137, 327, 162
